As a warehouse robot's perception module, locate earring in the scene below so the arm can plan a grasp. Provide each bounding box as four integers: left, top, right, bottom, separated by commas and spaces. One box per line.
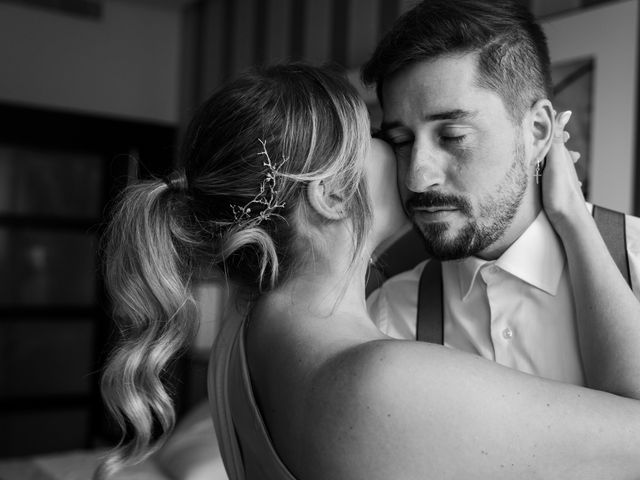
534, 159, 543, 185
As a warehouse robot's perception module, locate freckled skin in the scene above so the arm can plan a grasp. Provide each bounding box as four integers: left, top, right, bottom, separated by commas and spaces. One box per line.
381, 53, 542, 260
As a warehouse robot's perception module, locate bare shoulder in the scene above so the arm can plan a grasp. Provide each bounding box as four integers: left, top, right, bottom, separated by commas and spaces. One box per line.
297, 339, 640, 480
297, 340, 477, 479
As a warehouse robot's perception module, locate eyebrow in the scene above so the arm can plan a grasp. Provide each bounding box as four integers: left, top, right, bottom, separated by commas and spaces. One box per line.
380, 109, 478, 132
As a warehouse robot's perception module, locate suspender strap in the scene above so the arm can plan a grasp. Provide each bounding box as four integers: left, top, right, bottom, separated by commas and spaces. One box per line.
416, 259, 443, 344
367, 227, 431, 297
592, 205, 632, 287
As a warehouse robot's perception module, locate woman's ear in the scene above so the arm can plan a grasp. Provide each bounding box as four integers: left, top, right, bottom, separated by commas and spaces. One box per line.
306, 179, 348, 221
528, 99, 555, 164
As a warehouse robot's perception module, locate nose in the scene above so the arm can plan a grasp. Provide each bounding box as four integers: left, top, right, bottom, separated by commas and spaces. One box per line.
403, 140, 446, 193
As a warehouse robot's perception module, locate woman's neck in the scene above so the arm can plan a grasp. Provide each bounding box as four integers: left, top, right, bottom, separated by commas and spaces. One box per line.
258, 226, 377, 338
276, 253, 369, 319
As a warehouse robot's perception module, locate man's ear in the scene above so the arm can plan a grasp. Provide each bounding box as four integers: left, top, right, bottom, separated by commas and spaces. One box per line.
306, 179, 348, 221
527, 99, 555, 164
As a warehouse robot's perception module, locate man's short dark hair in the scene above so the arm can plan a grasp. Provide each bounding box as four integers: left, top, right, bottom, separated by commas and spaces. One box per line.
361, 0, 552, 123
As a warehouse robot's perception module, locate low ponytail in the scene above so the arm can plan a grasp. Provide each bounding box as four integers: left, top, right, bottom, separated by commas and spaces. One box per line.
96, 179, 198, 478
97, 177, 289, 479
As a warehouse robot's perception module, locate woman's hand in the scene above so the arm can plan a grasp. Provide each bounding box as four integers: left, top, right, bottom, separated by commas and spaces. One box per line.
541, 111, 588, 229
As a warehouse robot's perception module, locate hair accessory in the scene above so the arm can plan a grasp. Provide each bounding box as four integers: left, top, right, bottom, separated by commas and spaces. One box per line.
230, 139, 287, 226
534, 159, 543, 185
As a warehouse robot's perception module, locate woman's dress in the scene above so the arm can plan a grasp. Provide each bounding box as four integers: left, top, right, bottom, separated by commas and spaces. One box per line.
208, 315, 298, 480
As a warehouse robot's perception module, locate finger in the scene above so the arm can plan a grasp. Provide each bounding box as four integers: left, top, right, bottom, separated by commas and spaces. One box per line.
558, 110, 572, 128
563, 131, 570, 143
553, 124, 565, 142
570, 151, 581, 163
553, 111, 572, 142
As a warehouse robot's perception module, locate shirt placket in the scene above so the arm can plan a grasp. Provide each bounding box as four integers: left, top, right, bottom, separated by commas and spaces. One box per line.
481, 264, 517, 369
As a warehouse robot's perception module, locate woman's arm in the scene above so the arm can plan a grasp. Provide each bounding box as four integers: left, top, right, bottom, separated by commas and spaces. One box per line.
305, 339, 640, 480
543, 112, 640, 397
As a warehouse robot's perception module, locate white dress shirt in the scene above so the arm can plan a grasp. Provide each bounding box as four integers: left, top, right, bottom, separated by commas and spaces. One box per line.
367, 207, 640, 385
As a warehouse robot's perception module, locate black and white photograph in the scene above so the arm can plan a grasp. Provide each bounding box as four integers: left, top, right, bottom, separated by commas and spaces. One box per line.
0, 1, 639, 479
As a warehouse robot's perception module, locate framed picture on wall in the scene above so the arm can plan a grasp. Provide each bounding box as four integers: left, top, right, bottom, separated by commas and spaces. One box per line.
550, 57, 594, 200
542, 0, 639, 214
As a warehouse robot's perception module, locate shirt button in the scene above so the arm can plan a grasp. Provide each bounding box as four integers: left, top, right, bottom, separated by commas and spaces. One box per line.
502, 327, 513, 340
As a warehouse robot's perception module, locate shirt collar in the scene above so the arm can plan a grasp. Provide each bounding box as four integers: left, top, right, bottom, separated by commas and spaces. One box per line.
456, 256, 488, 301
455, 210, 566, 300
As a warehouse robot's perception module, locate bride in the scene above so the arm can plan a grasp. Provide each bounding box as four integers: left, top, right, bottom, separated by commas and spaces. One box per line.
99, 63, 640, 479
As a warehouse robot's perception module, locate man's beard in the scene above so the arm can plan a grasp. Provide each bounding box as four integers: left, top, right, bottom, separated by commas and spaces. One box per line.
407, 143, 528, 261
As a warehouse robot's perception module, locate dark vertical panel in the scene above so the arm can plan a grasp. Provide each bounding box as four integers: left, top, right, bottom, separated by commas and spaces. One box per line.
634, 0, 640, 216
231, 0, 256, 75
222, 0, 235, 82
266, 0, 292, 63
178, 0, 204, 125
90, 155, 113, 447
0, 104, 177, 449
331, 0, 350, 67
254, 0, 269, 65
290, 0, 306, 60
199, 0, 227, 99
304, 0, 332, 64
378, 0, 402, 38
347, 0, 379, 67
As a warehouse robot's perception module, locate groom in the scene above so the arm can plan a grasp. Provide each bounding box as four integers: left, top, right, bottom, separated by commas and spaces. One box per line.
363, 0, 640, 385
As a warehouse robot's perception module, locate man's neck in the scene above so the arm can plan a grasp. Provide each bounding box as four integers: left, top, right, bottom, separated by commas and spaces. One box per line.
476, 198, 543, 261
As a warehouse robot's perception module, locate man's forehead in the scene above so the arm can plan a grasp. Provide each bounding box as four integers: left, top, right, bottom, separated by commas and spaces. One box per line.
381, 89, 486, 130
380, 56, 507, 128
383, 52, 480, 95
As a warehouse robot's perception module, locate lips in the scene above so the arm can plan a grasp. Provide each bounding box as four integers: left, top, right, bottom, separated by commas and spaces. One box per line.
421, 206, 458, 213
405, 192, 472, 217
412, 206, 458, 214
410, 207, 460, 224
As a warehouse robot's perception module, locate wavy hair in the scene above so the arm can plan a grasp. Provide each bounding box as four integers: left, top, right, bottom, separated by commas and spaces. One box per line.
96, 63, 371, 477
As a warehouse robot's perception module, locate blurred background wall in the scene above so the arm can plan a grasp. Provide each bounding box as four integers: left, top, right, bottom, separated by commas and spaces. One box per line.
0, 0, 183, 122
0, 0, 636, 461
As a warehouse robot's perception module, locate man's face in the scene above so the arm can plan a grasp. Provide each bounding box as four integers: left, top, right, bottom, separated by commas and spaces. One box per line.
381, 53, 534, 261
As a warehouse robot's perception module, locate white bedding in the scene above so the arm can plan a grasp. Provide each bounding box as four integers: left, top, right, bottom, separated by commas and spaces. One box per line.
0, 401, 228, 480
0, 449, 169, 480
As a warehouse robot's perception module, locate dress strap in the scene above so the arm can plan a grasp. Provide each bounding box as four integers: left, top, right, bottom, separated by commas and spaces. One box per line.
209, 315, 299, 480
209, 316, 246, 480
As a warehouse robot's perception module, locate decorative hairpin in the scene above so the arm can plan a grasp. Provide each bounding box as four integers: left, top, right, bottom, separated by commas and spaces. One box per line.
230, 139, 287, 226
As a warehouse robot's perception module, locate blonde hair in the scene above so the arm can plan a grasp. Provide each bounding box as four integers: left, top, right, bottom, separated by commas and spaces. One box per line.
97, 63, 371, 477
